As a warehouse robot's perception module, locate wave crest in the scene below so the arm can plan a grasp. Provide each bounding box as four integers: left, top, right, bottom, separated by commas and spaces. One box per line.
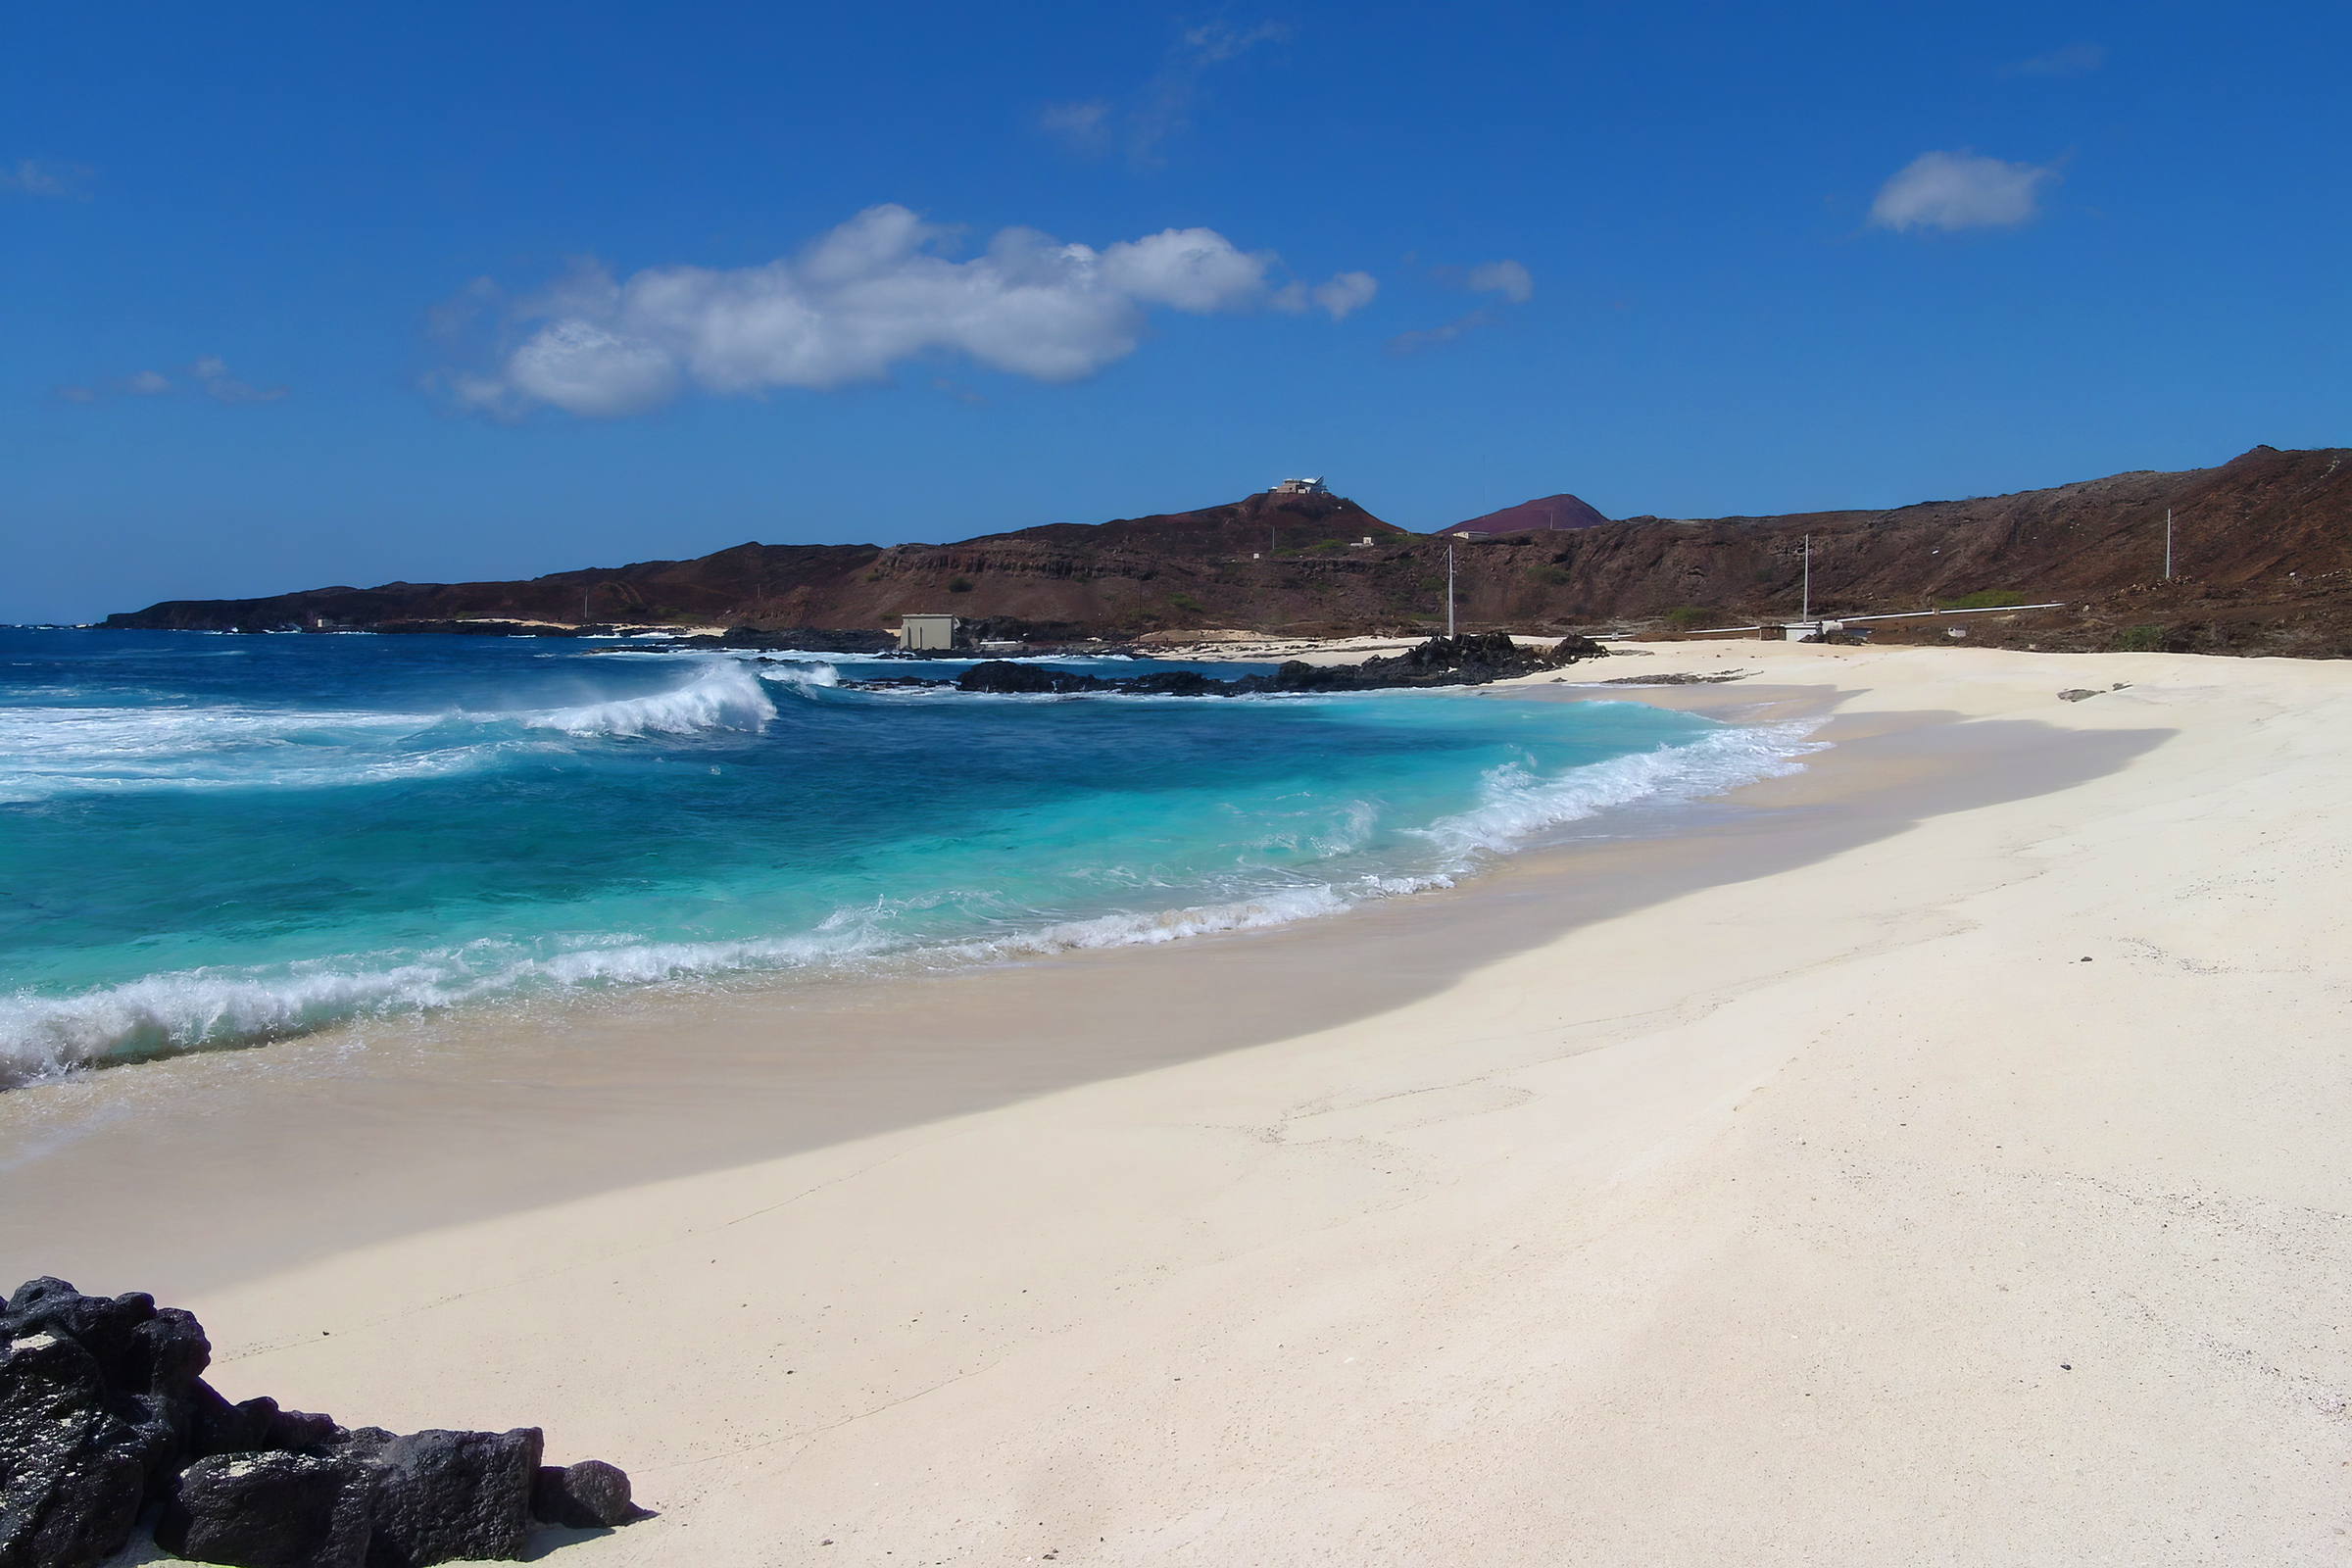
524, 662, 777, 736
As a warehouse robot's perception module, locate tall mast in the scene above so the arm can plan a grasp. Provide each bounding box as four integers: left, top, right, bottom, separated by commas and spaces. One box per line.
1446, 540, 1456, 638
1801, 534, 1811, 623
2165, 509, 2174, 581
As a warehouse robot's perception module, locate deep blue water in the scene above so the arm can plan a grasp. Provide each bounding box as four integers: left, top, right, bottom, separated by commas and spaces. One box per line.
0, 628, 1811, 1082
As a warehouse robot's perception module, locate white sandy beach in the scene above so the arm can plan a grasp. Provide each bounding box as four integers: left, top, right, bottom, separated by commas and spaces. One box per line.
52, 640, 2352, 1565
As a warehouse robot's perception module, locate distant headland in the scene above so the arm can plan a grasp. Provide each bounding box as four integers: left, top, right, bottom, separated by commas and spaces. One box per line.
103, 445, 2352, 658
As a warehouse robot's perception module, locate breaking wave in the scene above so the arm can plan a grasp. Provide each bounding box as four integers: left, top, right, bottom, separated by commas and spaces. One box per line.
0, 710, 1821, 1086
0, 661, 805, 801
1418, 720, 1822, 859
521, 662, 781, 736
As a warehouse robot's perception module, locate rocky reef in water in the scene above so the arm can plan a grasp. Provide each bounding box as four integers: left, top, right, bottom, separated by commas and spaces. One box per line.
0, 1277, 644, 1568
930, 632, 1608, 697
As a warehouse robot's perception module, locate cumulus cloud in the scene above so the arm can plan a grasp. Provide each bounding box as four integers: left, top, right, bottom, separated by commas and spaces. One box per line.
54, 358, 285, 406
1466, 259, 1533, 305
1, 158, 90, 198
2006, 41, 2105, 76
445, 204, 1375, 419
1869, 150, 2059, 232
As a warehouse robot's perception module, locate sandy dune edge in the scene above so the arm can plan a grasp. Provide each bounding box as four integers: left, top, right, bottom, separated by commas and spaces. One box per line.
111, 643, 2352, 1565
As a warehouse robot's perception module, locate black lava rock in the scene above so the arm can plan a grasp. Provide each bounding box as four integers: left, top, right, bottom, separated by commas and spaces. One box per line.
956, 661, 1110, 694
1, 1277, 212, 1494
191, 1390, 346, 1459
1, 1276, 639, 1564
956, 634, 1606, 701
1239, 632, 1607, 693
346, 1426, 542, 1567
157, 1450, 371, 1568
0, 1326, 150, 1568
719, 625, 899, 654
528, 1459, 644, 1529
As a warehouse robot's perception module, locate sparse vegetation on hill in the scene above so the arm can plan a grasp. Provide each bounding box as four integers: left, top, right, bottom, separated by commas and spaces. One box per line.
104, 447, 2352, 657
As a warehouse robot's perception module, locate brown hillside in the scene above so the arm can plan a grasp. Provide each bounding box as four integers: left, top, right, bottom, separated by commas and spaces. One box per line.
1437, 493, 1611, 536
105, 447, 2352, 655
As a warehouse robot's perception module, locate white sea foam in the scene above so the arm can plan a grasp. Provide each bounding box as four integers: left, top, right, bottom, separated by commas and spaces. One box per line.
0, 710, 1825, 1085
979, 884, 1355, 956
1415, 719, 1824, 861
522, 662, 778, 735
756, 661, 842, 691
0, 705, 482, 801
0, 663, 791, 801
0, 926, 886, 1086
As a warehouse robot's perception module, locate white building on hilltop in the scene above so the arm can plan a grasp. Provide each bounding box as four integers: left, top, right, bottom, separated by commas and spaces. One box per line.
1270, 476, 1329, 496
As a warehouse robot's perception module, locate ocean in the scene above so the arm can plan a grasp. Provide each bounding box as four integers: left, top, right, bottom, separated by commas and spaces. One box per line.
0, 628, 1815, 1086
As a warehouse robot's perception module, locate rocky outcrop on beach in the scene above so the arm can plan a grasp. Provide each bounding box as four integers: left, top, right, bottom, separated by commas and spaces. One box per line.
0, 1278, 643, 1568
951, 632, 1607, 697
1250, 631, 1608, 690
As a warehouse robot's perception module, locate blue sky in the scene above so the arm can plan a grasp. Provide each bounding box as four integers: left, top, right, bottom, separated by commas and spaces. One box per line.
4, 1, 2345, 621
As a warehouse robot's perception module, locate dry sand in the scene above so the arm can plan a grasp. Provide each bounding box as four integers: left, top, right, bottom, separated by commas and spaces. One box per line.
37, 640, 2351, 1565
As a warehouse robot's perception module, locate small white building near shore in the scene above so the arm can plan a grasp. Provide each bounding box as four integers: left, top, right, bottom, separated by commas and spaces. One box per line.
899, 614, 958, 651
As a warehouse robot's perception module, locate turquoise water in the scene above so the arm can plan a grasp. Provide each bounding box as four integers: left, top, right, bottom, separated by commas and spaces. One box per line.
0, 629, 1812, 1083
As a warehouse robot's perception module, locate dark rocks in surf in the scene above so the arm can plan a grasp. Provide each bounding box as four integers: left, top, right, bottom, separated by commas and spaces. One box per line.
956, 661, 1112, 694
954, 633, 1605, 699
711, 626, 899, 655
1242, 632, 1608, 692
0, 1278, 642, 1566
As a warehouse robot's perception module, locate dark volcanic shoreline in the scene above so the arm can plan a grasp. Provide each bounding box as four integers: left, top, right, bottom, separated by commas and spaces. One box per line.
928, 633, 1608, 696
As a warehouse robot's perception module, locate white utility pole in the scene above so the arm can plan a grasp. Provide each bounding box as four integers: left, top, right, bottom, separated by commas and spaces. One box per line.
1800, 534, 1812, 623
2165, 509, 2174, 581
1446, 540, 1457, 638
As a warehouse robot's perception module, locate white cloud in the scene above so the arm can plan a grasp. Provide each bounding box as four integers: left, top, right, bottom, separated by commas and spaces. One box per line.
57, 359, 285, 405
191, 356, 288, 404
1, 158, 89, 198
1178, 19, 1291, 64
1313, 270, 1379, 319
1385, 257, 1528, 351
1466, 260, 1533, 305
1038, 100, 1113, 155
449, 204, 1375, 419
2007, 41, 2105, 76
1386, 311, 1494, 355
1869, 150, 2058, 232
1044, 17, 1293, 166
1270, 270, 1378, 320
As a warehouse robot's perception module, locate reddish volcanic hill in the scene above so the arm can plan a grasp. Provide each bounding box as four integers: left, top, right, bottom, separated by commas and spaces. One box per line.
1436, 493, 1611, 536
104, 447, 2352, 656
